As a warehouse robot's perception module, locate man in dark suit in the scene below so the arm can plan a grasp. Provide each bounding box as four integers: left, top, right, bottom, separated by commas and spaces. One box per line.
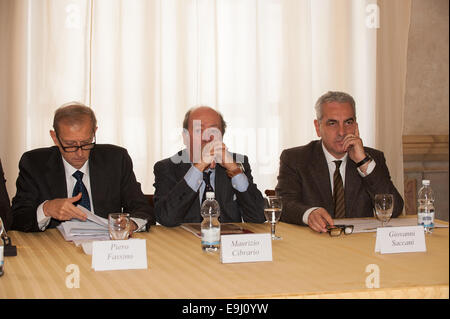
153, 106, 265, 227
11, 102, 154, 232
0, 159, 11, 231
276, 91, 404, 233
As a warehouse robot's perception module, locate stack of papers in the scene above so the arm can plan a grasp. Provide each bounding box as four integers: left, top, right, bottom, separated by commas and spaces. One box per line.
333, 217, 448, 233
57, 206, 110, 243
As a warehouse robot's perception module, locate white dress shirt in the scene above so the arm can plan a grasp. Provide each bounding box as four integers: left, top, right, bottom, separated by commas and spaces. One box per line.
302, 142, 376, 224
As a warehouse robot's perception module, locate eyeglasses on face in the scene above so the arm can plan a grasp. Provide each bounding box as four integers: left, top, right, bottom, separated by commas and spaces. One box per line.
56, 134, 96, 153
326, 224, 354, 237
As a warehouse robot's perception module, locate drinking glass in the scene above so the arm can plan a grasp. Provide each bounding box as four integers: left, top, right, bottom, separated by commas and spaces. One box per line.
108, 213, 131, 240
374, 194, 394, 227
264, 196, 283, 240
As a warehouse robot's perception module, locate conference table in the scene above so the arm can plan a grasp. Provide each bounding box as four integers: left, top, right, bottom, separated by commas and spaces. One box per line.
0, 217, 448, 299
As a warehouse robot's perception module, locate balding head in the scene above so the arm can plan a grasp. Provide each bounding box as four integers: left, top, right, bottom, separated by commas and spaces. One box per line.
183, 106, 227, 135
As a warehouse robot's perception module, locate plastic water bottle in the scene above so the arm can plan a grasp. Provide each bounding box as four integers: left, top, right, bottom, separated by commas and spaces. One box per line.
200, 192, 221, 252
417, 180, 435, 234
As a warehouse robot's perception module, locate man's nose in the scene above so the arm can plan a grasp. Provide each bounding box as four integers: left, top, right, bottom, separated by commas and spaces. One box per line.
338, 124, 345, 136
76, 147, 84, 156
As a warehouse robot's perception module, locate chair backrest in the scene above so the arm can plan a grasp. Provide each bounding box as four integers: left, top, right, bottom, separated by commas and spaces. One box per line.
144, 194, 154, 208
264, 189, 276, 196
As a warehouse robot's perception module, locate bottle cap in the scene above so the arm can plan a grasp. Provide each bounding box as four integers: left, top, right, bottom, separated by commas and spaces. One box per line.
206, 192, 215, 200
422, 180, 430, 186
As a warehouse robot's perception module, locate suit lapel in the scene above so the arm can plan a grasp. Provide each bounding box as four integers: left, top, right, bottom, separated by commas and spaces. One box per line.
344, 160, 362, 216
89, 149, 101, 209
311, 142, 333, 205
45, 147, 67, 198
214, 165, 229, 207
175, 151, 201, 216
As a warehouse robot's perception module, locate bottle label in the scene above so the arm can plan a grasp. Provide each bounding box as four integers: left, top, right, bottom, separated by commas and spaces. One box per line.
201, 228, 220, 245
418, 212, 435, 227
0, 246, 3, 266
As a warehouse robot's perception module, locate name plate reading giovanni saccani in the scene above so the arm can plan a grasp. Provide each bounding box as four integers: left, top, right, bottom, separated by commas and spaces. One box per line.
92, 239, 148, 271
220, 233, 272, 263
375, 226, 426, 254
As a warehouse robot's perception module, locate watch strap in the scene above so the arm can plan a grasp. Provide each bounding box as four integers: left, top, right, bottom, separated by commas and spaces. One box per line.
356, 154, 372, 167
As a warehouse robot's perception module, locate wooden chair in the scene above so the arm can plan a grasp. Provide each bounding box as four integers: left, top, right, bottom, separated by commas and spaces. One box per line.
264, 189, 276, 196
143, 194, 154, 208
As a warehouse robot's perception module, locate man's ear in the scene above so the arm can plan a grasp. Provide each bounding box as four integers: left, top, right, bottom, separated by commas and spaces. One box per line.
314, 119, 321, 138
182, 128, 189, 147
50, 130, 58, 145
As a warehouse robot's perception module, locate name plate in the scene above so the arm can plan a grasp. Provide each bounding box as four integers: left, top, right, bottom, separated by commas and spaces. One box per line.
92, 239, 148, 271
220, 233, 272, 264
375, 226, 426, 254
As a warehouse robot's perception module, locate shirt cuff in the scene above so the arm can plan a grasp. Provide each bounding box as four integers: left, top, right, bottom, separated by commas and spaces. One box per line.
37, 201, 51, 231
131, 217, 147, 232
302, 207, 320, 225
231, 173, 249, 192
184, 165, 204, 192
357, 159, 376, 177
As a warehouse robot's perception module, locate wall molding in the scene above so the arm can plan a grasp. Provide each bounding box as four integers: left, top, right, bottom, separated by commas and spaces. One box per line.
403, 134, 449, 162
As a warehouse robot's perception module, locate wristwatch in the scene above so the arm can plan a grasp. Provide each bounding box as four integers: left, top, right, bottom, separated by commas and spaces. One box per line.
226, 163, 245, 178
356, 153, 372, 167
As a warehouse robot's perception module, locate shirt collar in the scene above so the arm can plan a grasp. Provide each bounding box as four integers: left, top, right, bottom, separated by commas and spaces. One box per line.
321, 141, 348, 165
62, 156, 89, 178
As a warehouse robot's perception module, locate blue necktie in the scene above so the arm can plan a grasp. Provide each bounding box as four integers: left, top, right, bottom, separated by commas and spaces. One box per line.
72, 170, 91, 211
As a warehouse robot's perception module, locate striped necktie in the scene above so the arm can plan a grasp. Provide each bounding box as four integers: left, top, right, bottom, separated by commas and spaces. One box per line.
333, 160, 345, 218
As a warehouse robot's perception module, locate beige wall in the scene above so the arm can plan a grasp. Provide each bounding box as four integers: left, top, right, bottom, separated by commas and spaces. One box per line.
403, 0, 449, 221
404, 0, 449, 135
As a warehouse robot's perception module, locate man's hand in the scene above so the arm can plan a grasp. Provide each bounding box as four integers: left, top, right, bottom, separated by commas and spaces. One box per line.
343, 125, 372, 173
307, 208, 334, 233
342, 124, 366, 163
194, 140, 238, 172
129, 220, 138, 233
43, 193, 88, 221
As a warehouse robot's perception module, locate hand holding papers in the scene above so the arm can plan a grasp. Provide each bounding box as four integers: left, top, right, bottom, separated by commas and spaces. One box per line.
57, 206, 109, 242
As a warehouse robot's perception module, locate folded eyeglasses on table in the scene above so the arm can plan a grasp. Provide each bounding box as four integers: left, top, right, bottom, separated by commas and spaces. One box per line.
326, 224, 354, 237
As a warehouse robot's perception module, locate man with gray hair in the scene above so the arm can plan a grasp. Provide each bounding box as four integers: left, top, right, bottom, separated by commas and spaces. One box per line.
11, 102, 155, 232
276, 91, 403, 233
153, 106, 265, 227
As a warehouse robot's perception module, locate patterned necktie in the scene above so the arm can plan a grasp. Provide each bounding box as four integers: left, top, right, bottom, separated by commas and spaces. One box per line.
201, 171, 214, 204
333, 160, 345, 219
72, 170, 91, 211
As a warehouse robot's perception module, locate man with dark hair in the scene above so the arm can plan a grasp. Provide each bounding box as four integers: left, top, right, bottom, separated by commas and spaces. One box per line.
11, 102, 154, 232
276, 91, 404, 233
153, 106, 265, 227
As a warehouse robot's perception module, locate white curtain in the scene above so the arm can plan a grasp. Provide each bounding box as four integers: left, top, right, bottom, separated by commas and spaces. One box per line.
0, 0, 410, 204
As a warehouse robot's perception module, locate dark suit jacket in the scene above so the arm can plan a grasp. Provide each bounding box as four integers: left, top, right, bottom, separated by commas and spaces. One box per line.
153, 149, 265, 227
0, 159, 12, 231
11, 145, 155, 232
275, 140, 404, 225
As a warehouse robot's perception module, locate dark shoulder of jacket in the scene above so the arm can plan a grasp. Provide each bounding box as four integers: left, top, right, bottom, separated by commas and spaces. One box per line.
280, 140, 319, 164
162, 149, 191, 166
20, 146, 60, 165
90, 144, 129, 159
363, 146, 384, 161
